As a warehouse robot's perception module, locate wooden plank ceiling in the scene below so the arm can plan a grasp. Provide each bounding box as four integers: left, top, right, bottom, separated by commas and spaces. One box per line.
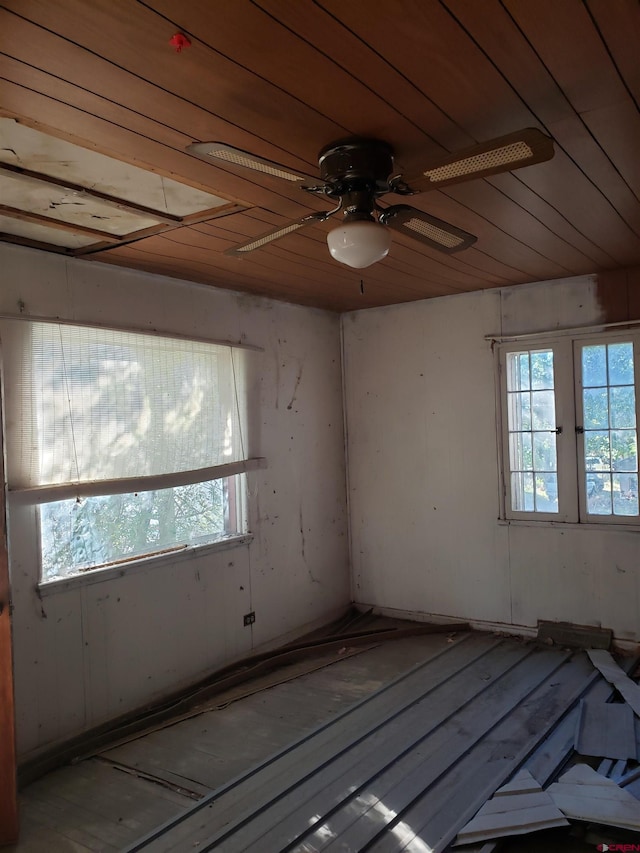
1, 0, 639, 312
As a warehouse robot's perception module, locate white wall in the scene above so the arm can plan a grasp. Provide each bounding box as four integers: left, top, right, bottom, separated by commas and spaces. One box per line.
344, 275, 640, 644
1, 244, 350, 756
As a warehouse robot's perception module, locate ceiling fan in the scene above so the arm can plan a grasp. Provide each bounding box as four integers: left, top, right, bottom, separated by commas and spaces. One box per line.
186, 129, 554, 269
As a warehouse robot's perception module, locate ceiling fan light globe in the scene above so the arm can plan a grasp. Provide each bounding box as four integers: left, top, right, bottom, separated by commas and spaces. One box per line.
326, 220, 391, 268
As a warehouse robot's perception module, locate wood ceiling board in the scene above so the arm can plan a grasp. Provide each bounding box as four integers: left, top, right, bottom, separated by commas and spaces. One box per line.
587, 0, 640, 108
317, 0, 532, 140
0, 89, 323, 228
204, 211, 487, 294
580, 99, 640, 201
145, 0, 434, 155
3, 0, 348, 166
162, 227, 373, 298
159, 226, 461, 306
439, 0, 636, 266
409, 193, 571, 280
320, 0, 640, 262
256, 0, 478, 156
505, 0, 633, 114
109, 232, 453, 312
480, 152, 640, 266
72, 203, 246, 258
442, 0, 573, 125
116, 233, 410, 310
98, 246, 413, 314
100, 244, 339, 310
503, 0, 640, 203
0, 11, 318, 180
1, 1, 639, 310
6, 0, 620, 253
0, 65, 324, 225
440, 178, 588, 275
483, 171, 616, 271
96, 224, 396, 313
217, 204, 520, 288
5, 0, 576, 275
516, 117, 637, 263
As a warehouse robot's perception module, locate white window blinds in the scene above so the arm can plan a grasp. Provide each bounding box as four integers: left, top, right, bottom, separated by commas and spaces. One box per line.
2, 320, 258, 501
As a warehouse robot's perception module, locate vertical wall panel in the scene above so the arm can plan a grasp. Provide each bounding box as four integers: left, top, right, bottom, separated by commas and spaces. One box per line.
1, 243, 350, 756
344, 290, 512, 626
344, 274, 640, 641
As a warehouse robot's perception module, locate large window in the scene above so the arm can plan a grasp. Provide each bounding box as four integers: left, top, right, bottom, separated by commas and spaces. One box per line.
500, 332, 639, 524
2, 321, 256, 581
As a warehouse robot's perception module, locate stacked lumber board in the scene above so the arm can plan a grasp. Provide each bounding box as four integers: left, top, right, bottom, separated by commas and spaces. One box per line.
457, 650, 640, 851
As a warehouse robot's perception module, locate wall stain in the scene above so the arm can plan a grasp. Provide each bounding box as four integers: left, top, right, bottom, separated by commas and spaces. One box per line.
287, 361, 304, 410
299, 505, 319, 585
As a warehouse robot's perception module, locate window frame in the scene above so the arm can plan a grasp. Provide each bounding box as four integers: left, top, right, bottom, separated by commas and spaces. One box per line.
1, 318, 262, 585
573, 332, 640, 526
498, 330, 640, 527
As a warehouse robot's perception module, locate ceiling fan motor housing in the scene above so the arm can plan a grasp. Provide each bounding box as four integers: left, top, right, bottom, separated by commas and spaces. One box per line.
318, 138, 394, 197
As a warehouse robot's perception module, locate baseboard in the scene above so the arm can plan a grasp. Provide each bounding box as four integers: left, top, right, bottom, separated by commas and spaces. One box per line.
355, 602, 640, 653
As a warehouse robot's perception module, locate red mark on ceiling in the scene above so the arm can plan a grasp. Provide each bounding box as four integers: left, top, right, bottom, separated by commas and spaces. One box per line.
169, 33, 191, 53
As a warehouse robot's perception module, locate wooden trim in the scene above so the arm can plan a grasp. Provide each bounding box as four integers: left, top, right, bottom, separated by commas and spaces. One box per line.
0, 203, 120, 242
72, 202, 247, 256
0, 355, 18, 844
0, 233, 71, 254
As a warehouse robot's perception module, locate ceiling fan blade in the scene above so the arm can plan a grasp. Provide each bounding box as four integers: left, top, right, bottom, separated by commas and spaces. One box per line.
401, 128, 554, 192
225, 213, 326, 257
186, 142, 316, 184
380, 205, 477, 254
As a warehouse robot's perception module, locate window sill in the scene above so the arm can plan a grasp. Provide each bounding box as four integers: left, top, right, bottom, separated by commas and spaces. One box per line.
497, 518, 640, 533
37, 533, 254, 598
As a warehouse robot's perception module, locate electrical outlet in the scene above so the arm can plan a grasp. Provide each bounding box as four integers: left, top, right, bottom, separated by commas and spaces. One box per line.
243, 611, 256, 627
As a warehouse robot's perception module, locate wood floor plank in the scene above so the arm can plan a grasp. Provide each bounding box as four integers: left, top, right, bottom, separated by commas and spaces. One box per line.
587, 649, 640, 716
365, 653, 597, 853
126, 634, 502, 851
575, 698, 636, 760
548, 765, 640, 831
187, 643, 547, 852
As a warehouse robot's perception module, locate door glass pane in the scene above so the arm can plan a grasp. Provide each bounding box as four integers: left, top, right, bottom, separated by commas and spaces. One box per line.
508, 392, 531, 431
533, 432, 557, 471
506, 349, 557, 514
531, 390, 555, 430
613, 474, 638, 515
587, 474, 612, 515
539, 473, 558, 512
608, 342, 634, 385
610, 386, 636, 429
583, 387, 609, 429
582, 341, 638, 518
511, 472, 535, 511
509, 432, 532, 472
582, 345, 606, 387
530, 351, 554, 389
585, 431, 610, 467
